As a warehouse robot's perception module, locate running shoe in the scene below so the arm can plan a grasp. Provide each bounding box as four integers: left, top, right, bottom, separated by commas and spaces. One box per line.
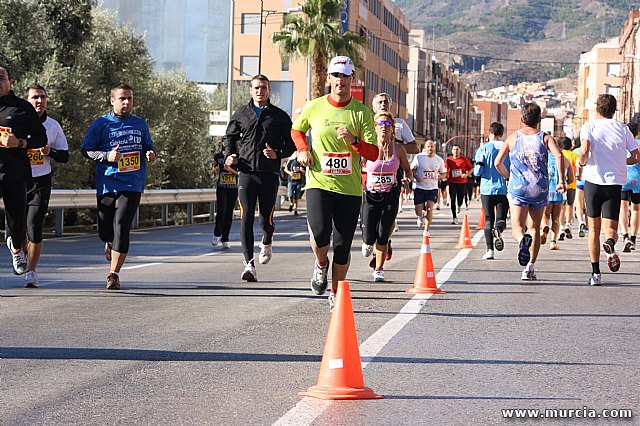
362, 243, 374, 258
386, 240, 393, 260
294, 210, 298, 216
436, 204, 441, 210
457, 206, 461, 214
482, 249, 494, 260
623, 237, 633, 253
211, 235, 221, 246
417, 216, 425, 227
521, 266, 537, 281
589, 273, 602, 286
241, 260, 257, 282
373, 269, 385, 282
603, 240, 620, 272
518, 234, 533, 266
310, 262, 329, 295
578, 223, 586, 238
550, 241, 560, 250
369, 256, 376, 269
631, 241, 636, 251
221, 241, 230, 249
24, 271, 39, 288
452, 217, 459, 225
106, 272, 121, 290
540, 225, 549, 245
558, 231, 565, 241
289, 204, 293, 212
393, 224, 399, 232
493, 228, 504, 251
6, 237, 28, 275
564, 226, 573, 239
104, 241, 112, 262
328, 290, 336, 312
258, 242, 272, 264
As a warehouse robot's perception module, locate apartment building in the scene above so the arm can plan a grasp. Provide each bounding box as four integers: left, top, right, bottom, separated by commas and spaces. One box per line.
618, 9, 640, 123
577, 37, 622, 125
233, 0, 411, 118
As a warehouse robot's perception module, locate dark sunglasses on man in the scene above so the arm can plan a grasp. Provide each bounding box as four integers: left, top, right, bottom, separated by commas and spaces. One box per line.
330, 72, 351, 78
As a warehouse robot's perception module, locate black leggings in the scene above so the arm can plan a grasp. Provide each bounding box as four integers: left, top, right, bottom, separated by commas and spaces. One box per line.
481, 194, 509, 250
238, 172, 279, 262
1, 180, 27, 248
449, 182, 466, 218
362, 191, 399, 246
306, 188, 361, 265
214, 186, 238, 242
98, 191, 141, 254
27, 174, 52, 244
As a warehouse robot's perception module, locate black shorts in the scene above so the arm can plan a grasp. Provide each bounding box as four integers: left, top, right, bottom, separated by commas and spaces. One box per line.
584, 181, 622, 220
621, 189, 640, 204
414, 188, 438, 205
565, 188, 576, 205
438, 180, 448, 190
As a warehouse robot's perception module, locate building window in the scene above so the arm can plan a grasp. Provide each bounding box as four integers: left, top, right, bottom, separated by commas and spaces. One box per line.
241, 13, 260, 34
240, 56, 259, 77
607, 63, 620, 77
281, 55, 290, 72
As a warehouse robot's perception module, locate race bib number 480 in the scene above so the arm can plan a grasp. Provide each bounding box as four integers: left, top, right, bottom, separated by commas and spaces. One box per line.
321, 152, 352, 175
27, 149, 45, 166
118, 151, 141, 173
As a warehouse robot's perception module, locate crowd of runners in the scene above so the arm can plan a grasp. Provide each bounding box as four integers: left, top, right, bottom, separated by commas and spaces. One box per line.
3, 58, 640, 305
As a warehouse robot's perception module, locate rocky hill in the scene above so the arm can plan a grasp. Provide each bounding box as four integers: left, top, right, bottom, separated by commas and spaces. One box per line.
395, 0, 634, 89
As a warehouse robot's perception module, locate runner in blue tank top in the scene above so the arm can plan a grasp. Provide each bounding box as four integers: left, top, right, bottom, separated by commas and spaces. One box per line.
495, 102, 566, 281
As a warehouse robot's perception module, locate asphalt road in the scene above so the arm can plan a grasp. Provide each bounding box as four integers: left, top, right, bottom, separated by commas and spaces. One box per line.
1, 200, 639, 425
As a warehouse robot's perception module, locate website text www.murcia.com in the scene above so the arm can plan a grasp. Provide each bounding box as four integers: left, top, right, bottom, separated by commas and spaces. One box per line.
502, 407, 633, 420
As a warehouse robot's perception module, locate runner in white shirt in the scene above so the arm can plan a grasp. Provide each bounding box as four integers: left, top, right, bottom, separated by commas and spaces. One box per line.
23, 84, 69, 288
411, 140, 446, 231
578, 94, 640, 286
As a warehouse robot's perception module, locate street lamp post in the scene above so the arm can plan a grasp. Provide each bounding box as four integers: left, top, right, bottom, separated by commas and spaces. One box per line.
227, 0, 235, 124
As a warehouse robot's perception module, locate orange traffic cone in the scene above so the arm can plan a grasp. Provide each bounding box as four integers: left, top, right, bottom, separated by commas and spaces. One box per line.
407, 230, 445, 294
456, 214, 475, 249
299, 281, 383, 400
475, 209, 486, 230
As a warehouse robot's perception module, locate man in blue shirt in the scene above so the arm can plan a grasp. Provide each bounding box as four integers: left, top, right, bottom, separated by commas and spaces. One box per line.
474, 122, 509, 260
82, 83, 156, 290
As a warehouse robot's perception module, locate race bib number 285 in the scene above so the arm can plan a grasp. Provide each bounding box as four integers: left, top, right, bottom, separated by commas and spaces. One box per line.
321, 152, 352, 175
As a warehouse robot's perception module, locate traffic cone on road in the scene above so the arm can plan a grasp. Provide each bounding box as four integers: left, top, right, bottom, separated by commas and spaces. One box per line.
299, 281, 383, 400
456, 214, 475, 249
407, 230, 445, 294
475, 209, 486, 230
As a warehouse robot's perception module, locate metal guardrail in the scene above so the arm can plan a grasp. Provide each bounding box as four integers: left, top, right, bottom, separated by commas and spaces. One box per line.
1, 187, 288, 237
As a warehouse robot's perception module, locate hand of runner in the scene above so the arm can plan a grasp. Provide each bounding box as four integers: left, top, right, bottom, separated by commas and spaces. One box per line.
556, 182, 566, 194
41, 145, 51, 156
297, 150, 313, 167
108, 144, 123, 162
146, 150, 157, 162
263, 143, 276, 159
225, 153, 237, 166
336, 127, 356, 145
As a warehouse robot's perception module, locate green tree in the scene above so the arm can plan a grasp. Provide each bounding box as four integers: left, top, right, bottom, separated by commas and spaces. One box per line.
271, 0, 366, 99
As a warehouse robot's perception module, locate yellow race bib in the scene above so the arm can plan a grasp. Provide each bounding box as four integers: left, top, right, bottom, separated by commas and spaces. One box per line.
220, 174, 237, 184
28, 149, 45, 166
118, 151, 141, 173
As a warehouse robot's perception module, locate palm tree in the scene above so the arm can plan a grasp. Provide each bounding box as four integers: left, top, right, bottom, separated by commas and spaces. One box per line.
271, 0, 366, 99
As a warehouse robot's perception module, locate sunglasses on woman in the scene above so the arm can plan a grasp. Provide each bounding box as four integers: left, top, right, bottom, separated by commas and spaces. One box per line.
375, 120, 392, 127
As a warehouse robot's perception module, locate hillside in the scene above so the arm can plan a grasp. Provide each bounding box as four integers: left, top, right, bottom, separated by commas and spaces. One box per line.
395, 0, 633, 89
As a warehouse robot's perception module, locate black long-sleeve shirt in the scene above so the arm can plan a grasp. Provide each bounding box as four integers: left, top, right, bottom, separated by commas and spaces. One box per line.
0, 90, 47, 181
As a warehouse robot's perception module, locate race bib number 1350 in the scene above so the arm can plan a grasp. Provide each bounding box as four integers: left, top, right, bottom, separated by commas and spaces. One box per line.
321, 152, 352, 175
118, 151, 141, 173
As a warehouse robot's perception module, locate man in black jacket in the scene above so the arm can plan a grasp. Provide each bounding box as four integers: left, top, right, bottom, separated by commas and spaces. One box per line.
0, 66, 47, 277
224, 74, 295, 281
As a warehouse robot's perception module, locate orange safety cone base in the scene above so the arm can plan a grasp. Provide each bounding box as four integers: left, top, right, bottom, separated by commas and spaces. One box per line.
456, 214, 475, 249
407, 286, 445, 294
299, 386, 383, 400
299, 281, 383, 401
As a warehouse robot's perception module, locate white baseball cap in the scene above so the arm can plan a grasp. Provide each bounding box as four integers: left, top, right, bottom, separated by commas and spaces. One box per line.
328, 56, 355, 76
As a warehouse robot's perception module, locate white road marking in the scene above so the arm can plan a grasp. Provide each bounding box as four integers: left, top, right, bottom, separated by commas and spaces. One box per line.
122, 262, 164, 270
274, 231, 484, 426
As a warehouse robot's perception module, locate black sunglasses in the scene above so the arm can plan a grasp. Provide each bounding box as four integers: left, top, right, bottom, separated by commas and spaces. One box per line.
330, 72, 351, 78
